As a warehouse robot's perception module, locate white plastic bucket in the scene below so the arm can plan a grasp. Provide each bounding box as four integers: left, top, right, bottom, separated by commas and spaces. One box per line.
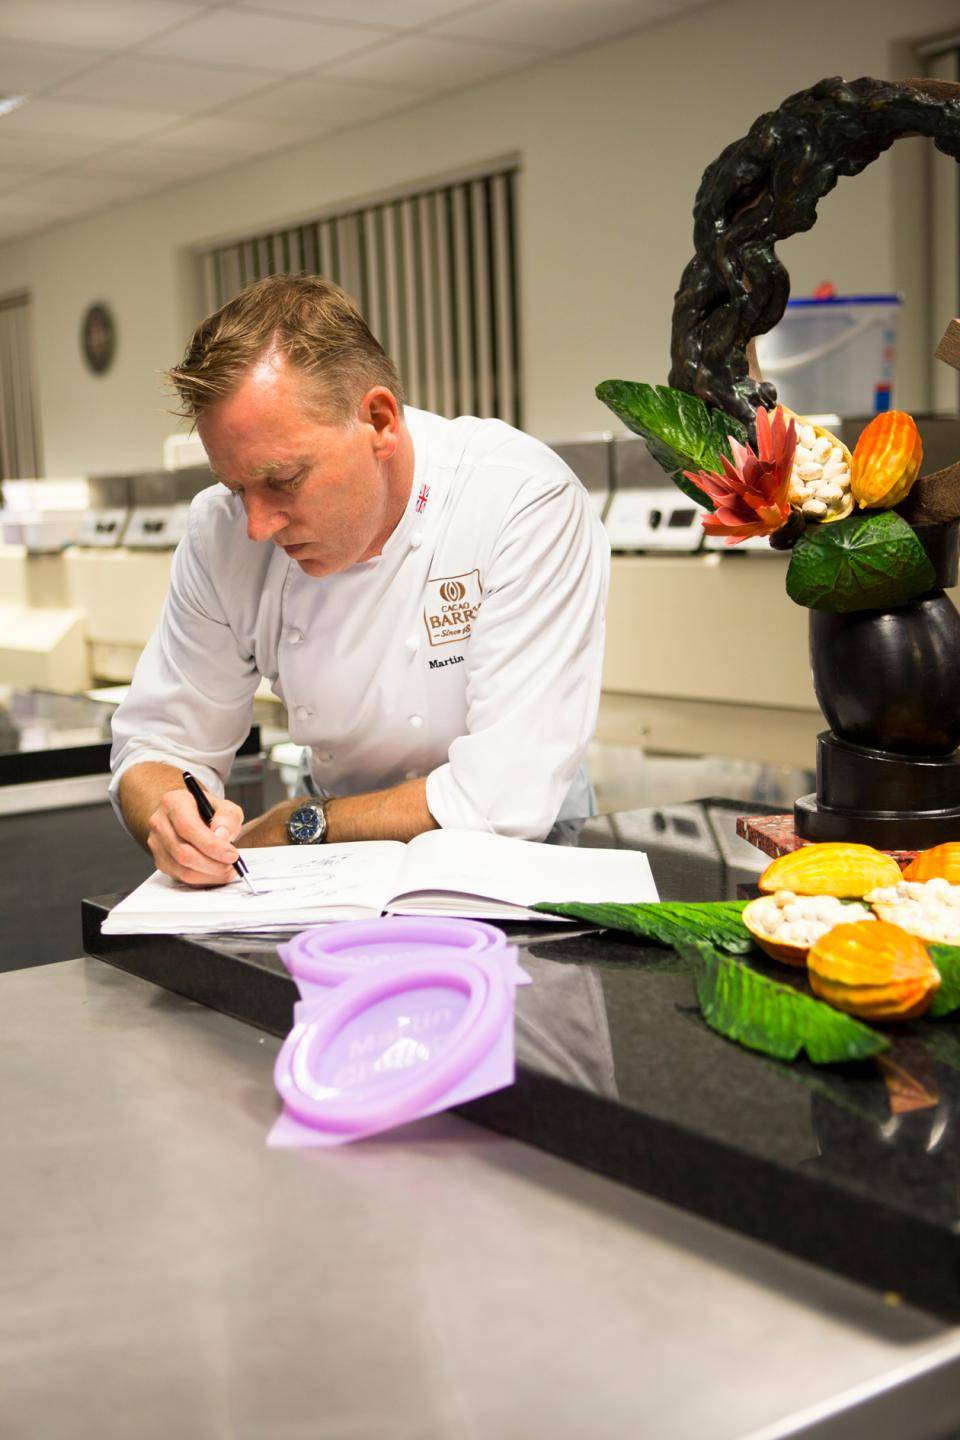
755, 295, 900, 417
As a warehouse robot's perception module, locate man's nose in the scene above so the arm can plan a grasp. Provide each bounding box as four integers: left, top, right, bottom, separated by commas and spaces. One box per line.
244, 494, 288, 543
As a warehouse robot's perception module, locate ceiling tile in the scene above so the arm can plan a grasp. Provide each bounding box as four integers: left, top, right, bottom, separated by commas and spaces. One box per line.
0, 158, 44, 182
53, 55, 277, 112
0, 0, 207, 51
0, 216, 36, 240
0, 96, 186, 142
430, 0, 689, 51
329, 31, 541, 89
141, 7, 390, 74
221, 73, 413, 127
241, 0, 495, 26
11, 168, 156, 211
0, 41, 112, 93
78, 143, 241, 183
139, 111, 317, 154
0, 189, 76, 223
0, 132, 106, 170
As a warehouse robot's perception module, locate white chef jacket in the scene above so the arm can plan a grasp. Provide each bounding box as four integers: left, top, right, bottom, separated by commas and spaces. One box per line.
109, 407, 610, 840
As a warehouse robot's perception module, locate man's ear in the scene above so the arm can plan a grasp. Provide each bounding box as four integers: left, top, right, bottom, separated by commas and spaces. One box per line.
362, 386, 402, 459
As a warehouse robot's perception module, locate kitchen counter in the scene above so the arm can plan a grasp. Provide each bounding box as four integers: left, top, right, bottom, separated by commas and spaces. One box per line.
4, 952, 960, 1440
81, 800, 960, 1325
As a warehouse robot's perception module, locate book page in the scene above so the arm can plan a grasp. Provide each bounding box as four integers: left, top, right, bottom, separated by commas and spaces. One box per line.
103, 841, 405, 934
388, 829, 658, 915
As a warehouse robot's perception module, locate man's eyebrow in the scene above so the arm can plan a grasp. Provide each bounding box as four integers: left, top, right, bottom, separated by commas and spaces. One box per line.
210, 458, 309, 484
251, 456, 310, 478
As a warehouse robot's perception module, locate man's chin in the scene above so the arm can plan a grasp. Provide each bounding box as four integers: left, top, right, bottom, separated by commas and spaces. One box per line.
280, 541, 368, 576
289, 550, 358, 578
292, 553, 333, 576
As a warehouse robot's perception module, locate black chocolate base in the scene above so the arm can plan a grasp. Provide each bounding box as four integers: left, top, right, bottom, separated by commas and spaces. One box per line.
796, 731, 960, 846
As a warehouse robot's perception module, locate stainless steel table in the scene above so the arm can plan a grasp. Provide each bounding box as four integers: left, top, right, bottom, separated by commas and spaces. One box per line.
3, 957, 960, 1440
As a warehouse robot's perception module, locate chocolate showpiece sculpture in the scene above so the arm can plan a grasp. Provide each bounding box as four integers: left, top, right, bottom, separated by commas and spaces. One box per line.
669, 75, 960, 435
599, 75, 960, 851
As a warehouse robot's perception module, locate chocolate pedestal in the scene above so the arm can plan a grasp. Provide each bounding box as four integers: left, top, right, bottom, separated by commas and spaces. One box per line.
796, 732, 960, 847
795, 522, 960, 846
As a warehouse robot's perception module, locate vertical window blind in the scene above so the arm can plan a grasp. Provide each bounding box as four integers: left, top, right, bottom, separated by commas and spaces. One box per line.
0, 292, 43, 480
200, 166, 522, 427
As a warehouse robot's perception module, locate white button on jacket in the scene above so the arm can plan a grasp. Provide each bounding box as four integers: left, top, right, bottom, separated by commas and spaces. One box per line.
110, 408, 611, 840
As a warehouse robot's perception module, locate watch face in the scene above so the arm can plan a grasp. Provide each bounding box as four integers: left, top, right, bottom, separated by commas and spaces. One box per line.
288, 804, 324, 844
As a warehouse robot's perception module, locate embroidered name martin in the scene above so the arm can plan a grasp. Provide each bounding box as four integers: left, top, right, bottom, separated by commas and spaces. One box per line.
429, 654, 464, 670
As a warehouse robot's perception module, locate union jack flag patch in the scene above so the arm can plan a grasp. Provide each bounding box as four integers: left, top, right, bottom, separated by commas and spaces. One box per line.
416, 484, 430, 513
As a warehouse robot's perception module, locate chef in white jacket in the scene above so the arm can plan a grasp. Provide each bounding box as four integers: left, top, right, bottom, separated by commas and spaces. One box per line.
110, 275, 610, 886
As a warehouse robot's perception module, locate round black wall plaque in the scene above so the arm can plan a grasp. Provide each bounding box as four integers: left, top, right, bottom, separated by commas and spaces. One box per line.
81, 302, 116, 375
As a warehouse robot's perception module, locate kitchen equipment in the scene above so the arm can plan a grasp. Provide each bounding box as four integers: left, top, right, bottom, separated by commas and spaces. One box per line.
605, 435, 703, 551
548, 433, 613, 521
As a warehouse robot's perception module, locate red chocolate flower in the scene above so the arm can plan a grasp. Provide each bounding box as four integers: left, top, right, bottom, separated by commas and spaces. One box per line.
684, 405, 797, 545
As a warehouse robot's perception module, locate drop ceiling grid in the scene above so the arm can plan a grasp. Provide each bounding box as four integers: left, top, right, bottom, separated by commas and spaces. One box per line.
0, 0, 710, 240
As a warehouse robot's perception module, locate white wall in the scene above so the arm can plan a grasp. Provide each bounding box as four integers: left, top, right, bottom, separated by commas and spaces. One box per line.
0, 0, 957, 475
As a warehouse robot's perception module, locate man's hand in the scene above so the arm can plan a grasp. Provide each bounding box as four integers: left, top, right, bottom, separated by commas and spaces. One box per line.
148, 785, 246, 885
119, 762, 246, 886
119, 763, 439, 879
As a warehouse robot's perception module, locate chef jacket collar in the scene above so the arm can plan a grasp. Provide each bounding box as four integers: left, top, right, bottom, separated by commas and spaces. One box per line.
354, 407, 429, 571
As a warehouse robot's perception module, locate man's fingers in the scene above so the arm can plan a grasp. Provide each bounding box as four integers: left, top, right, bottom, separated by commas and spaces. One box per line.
163, 791, 242, 863
145, 786, 248, 886
148, 827, 235, 886
176, 862, 236, 888
150, 805, 237, 873
211, 811, 243, 843
206, 796, 246, 845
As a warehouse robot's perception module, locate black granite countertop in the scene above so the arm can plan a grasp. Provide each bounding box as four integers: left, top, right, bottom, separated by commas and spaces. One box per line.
82, 798, 960, 1318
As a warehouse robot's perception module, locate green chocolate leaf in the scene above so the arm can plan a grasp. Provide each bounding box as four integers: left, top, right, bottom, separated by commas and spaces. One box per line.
929, 944, 960, 1017
786, 510, 935, 613
594, 380, 747, 512
679, 938, 889, 1065
533, 899, 753, 954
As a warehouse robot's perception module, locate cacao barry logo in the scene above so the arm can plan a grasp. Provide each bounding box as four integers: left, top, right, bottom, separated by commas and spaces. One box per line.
424, 569, 482, 647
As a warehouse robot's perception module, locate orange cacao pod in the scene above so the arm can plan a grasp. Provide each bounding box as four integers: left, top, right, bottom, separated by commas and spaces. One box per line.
850, 411, 922, 509
759, 842, 901, 899
902, 842, 960, 884
807, 919, 940, 1021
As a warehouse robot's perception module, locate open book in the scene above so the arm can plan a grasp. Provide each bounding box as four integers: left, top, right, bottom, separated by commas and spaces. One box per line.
101, 828, 658, 935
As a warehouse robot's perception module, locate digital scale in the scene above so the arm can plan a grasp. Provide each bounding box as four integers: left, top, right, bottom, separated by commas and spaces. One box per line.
123, 504, 191, 549
76, 508, 129, 548
604, 435, 704, 552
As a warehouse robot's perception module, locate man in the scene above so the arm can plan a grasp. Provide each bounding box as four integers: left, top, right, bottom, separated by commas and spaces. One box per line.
110, 275, 609, 886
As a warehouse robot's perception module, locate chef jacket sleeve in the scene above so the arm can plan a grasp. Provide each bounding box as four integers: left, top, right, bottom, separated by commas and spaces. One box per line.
425, 474, 610, 840
108, 504, 260, 830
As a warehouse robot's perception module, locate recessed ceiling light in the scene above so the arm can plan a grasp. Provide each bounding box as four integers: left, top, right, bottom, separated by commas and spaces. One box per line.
0, 95, 27, 118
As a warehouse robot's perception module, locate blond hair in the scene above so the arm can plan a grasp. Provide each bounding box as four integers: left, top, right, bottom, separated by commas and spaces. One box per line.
167, 274, 404, 422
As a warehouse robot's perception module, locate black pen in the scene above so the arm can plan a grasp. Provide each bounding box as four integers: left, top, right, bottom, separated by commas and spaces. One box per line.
182, 771, 258, 895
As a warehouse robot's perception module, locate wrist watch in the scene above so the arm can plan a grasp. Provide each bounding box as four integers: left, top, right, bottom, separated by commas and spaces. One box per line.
287, 801, 328, 845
